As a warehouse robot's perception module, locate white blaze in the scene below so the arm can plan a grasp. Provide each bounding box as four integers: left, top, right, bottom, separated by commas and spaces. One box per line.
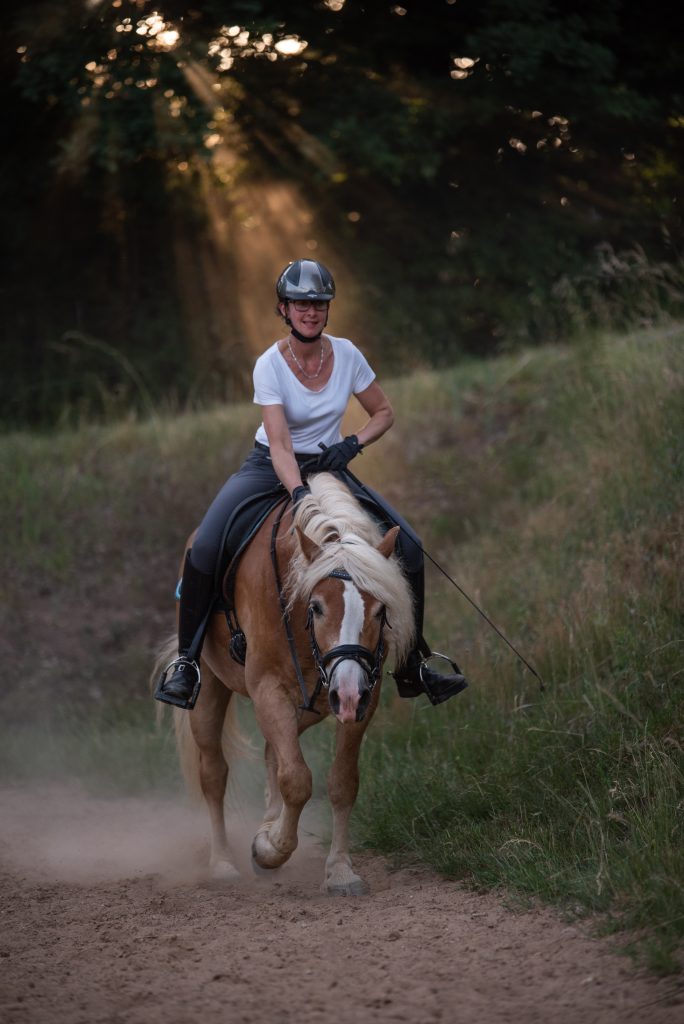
332, 581, 366, 722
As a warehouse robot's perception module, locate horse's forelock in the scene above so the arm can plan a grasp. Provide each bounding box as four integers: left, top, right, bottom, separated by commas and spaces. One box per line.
287, 475, 415, 662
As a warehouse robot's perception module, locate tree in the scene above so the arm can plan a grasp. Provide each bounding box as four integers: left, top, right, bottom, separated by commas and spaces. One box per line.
2, 1, 682, 425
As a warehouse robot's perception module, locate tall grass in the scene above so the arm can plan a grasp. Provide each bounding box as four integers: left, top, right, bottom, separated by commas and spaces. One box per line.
0, 703, 182, 796
353, 326, 684, 973
1, 324, 682, 971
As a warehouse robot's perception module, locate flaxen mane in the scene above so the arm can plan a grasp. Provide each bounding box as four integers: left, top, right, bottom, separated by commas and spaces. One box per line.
287, 473, 415, 664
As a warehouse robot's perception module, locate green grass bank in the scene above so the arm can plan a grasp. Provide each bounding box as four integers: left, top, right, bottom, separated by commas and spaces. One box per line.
1, 324, 683, 972
355, 325, 684, 974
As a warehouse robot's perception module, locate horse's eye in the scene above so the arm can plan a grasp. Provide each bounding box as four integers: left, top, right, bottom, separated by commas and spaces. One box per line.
374, 605, 386, 620
310, 600, 324, 617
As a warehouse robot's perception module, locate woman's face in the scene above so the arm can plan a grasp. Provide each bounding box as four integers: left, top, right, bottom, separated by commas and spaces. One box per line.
282, 300, 329, 339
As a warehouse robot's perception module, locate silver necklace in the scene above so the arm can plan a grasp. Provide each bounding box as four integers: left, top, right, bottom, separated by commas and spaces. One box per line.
287, 337, 325, 379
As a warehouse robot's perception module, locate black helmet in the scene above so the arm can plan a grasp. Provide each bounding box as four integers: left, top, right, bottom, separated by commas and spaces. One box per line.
276, 259, 336, 302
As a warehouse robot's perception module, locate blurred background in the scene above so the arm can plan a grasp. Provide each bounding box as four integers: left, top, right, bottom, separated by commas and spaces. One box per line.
2, 0, 682, 427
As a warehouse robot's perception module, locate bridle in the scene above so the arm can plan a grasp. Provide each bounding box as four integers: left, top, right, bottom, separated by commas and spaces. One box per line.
305, 567, 388, 696
270, 498, 389, 714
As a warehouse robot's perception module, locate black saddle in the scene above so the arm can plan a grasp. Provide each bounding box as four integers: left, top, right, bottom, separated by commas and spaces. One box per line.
215, 488, 286, 587
213, 487, 289, 664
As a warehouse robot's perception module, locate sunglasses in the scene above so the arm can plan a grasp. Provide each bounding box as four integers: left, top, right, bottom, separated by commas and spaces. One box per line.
289, 300, 329, 312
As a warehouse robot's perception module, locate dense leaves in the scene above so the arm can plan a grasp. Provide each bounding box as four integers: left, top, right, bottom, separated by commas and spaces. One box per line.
2, 1, 683, 426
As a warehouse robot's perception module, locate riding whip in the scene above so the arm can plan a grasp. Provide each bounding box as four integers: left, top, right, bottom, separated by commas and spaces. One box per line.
317, 443, 545, 692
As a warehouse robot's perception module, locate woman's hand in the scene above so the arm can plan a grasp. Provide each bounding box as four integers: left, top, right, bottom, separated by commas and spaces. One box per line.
317, 435, 363, 471
291, 484, 311, 506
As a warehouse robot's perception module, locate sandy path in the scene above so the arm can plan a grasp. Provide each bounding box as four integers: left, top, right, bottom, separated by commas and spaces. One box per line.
0, 783, 681, 1024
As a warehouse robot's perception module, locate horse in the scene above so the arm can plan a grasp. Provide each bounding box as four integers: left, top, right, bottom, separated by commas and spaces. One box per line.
155, 472, 415, 894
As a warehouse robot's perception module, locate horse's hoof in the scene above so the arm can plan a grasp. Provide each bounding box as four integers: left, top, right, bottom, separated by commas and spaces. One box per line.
209, 859, 242, 884
251, 830, 292, 870
323, 878, 369, 897
251, 853, 277, 876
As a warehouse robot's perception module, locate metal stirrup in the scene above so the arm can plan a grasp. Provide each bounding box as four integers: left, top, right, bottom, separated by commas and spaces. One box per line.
419, 651, 463, 683
163, 656, 200, 684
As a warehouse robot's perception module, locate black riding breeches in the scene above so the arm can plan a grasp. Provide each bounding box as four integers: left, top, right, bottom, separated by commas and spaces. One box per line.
189, 445, 427, 636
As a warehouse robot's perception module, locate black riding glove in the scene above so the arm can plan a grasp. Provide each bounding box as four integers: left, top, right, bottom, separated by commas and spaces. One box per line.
317, 435, 363, 472
291, 484, 311, 506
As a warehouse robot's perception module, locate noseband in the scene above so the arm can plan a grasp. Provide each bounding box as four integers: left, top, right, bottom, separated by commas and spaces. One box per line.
270, 501, 389, 714
305, 568, 388, 693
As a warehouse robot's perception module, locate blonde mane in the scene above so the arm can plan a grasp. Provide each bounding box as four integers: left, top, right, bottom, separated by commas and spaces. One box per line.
287, 473, 415, 664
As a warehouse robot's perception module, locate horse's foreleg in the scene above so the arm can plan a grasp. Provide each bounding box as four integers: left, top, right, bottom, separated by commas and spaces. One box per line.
262, 710, 318, 825
250, 681, 312, 870
190, 668, 239, 881
263, 739, 282, 824
324, 707, 376, 896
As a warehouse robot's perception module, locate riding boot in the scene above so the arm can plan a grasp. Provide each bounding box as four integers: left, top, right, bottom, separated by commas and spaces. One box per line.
155, 552, 216, 710
393, 641, 468, 705
393, 567, 468, 705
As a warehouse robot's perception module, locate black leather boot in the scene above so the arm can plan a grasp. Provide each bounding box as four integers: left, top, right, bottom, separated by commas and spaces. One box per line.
392, 562, 468, 705
155, 552, 216, 710
393, 642, 468, 706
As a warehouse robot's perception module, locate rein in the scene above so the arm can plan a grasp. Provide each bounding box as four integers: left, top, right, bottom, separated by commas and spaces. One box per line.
271, 500, 319, 713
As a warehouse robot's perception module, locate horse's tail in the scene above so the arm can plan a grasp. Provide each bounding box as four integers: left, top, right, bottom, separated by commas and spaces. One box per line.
151, 633, 254, 801
172, 690, 253, 802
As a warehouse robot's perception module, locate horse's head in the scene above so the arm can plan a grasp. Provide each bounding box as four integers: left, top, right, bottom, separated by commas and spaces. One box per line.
296, 525, 400, 723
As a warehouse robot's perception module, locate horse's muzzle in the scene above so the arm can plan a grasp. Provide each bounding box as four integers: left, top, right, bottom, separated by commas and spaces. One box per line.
328, 677, 372, 723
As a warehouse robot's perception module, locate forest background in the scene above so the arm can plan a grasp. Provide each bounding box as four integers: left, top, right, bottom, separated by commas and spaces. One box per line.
3, 0, 683, 428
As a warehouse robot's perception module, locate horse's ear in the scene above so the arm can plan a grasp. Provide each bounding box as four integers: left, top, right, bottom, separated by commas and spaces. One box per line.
377, 525, 400, 559
295, 526, 322, 564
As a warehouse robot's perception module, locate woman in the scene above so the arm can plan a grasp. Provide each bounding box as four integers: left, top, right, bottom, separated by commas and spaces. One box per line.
156, 258, 468, 709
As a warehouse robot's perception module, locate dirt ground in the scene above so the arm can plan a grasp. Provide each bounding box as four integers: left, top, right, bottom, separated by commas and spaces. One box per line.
0, 782, 681, 1024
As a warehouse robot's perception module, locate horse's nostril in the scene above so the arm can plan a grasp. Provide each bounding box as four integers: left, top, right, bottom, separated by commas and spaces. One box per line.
356, 686, 371, 722
329, 689, 340, 715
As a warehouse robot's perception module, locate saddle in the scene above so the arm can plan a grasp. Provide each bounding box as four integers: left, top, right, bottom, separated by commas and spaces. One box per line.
214, 487, 289, 664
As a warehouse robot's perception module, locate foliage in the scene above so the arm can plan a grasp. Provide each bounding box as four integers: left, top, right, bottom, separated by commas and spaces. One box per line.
2, 1, 683, 426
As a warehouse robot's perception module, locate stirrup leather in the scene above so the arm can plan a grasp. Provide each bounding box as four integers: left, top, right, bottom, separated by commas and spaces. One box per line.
154, 656, 201, 710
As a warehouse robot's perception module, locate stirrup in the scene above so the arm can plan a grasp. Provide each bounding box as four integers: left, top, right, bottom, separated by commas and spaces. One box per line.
418, 651, 461, 683
418, 651, 468, 706
154, 657, 201, 710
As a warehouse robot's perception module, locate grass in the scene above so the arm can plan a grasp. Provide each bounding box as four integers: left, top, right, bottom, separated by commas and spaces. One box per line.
351, 325, 684, 974
0, 703, 183, 796
1, 323, 683, 973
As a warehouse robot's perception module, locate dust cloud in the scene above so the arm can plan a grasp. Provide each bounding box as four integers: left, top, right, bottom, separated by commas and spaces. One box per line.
0, 780, 332, 887
2, 776, 681, 1024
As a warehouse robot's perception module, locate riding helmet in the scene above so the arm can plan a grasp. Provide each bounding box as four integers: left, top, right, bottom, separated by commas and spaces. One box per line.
276, 259, 336, 302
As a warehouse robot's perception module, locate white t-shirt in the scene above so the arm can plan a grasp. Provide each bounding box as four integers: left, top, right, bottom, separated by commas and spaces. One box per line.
253, 335, 376, 453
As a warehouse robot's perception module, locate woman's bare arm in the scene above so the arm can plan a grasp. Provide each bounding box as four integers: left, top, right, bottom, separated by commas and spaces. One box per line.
353, 381, 394, 447
261, 404, 304, 494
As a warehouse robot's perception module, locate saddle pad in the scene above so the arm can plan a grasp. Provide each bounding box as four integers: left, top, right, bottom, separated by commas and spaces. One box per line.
216, 488, 287, 599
